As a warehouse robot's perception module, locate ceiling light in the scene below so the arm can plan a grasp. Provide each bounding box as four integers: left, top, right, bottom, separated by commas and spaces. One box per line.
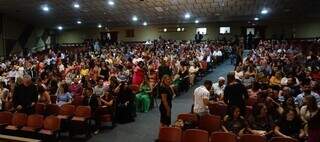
261, 9, 268, 14
163, 28, 167, 32
73, 3, 80, 8
195, 20, 199, 23
41, 5, 50, 12
254, 17, 259, 21
143, 22, 147, 26
108, 1, 115, 6
181, 28, 185, 31
184, 13, 191, 19
57, 26, 63, 30
98, 24, 102, 28
177, 28, 181, 32
132, 16, 138, 21
77, 20, 82, 24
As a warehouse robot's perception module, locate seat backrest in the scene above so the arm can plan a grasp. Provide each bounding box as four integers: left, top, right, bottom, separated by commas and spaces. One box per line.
35, 103, 46, 114
239, 134, 266, 142
158, 127, 182, 142
182, 129, 208, 142
59, 104, 75, 116
12, 113, 27, 127
43, 115, 60, 131
46, 104, 60, 115
0, 111, 13, 125
177, 113, 198, 126
270, 137, 298, 142
211, 132, 237, 142
71, 96, 84, 106
27, 114, 44, 129
50, 95, 57, 104
74, 106, 91, 118
199, 115, 221, 134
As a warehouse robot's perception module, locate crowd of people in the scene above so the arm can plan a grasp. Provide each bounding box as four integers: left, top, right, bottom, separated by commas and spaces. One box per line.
0, 40, 234, 135
192, 39, 320, 142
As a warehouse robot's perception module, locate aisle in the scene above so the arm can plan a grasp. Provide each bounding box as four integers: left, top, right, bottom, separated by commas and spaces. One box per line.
89, 58, 236, 142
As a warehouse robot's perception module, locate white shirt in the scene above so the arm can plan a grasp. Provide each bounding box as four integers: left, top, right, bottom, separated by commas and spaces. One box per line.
212, 83, 225, 96
193, 86, 210, 113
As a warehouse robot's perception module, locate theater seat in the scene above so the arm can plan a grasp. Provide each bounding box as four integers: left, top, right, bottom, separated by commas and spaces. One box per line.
199, 115, 221, 134
158, 127, 182, 142
21, 114, 44, 132
209, 102, 228, 117
177, 113, 198, 126
270, 137, 298, 142
70, 106, 91, 137
35, 103, 46, 115
0, 111, 13, 128
5, 113, 27, 131
211, 132, 237, 142
182, 129, 208, 142
39, 116, 61, 140
46, 104, 60, 116
57, 104, 75, 120
239, 134, 267, 142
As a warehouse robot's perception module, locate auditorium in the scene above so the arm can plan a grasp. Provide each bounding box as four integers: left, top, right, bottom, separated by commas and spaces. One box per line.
0, 0, 319, 142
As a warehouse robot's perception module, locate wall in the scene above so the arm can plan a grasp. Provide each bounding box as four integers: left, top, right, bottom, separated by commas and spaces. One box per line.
57, 20, 320, 43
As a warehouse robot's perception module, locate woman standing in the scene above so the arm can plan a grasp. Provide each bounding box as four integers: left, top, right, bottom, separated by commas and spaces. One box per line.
159, 75, 173, 127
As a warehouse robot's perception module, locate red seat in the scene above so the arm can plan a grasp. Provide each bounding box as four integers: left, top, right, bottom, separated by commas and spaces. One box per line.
182, 129, 208, 142
5, 113, 27, 131
177, 113, 198, 126
35, 103, 46, 114
211, 132, 237, 142
0, 111, 13, 127
158, 127, 182, 142
39, 116, 60, 137
209, 102, 228, 117
57, 104, 75, 119
199, 115, 221, 134
270, 137, 298, 142
240, 134, 267, 142
46, 104, 60, 116
70, 106, 91, 136
21, 114, 44, 132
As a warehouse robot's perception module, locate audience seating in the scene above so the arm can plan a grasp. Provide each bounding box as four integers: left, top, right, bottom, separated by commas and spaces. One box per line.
158, 127, 182, 142
177, 113, 198, 126
208, 103, 228, 117
46, 104, 60, 116
270, 137, 298, 142
57, 104, 75, 119
198, 115, 221, 134
210, 132, 237, 142
38, 115, 61, 140
182, 129, 208, 142
35, 103, 46, 115
0, 112, 13, 128
70, 106, 91, 137
239, 134, 267, 142
5, 113, 28, 131
50, 96, 57, 104
21, 114, 44, 132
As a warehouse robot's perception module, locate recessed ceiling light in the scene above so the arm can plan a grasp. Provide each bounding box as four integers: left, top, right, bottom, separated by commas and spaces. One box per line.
163, 28, 167, 32
57, 26, 63, 30
184, 13, 191, 19
195, 20, 199, 23
143, 22, 147, 26
261, 9, 268, 14
177, 28, 181, 32
108, 1, 115, 6
41, 5, 50, 12
181, 28, 185, 31
73, 3, 80, 8
77, 20, 82, 24
98, 24, 102, 28
254, 17, 259, 21
132, 16, 138, 21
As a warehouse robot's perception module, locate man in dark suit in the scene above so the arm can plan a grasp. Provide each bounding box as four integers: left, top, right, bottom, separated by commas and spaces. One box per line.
12, 75, 38, 114
195, 31, 203, 44
83, 87, 101, 134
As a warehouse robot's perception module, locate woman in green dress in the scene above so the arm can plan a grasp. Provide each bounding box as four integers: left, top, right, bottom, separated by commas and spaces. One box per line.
135, 79, 151, 112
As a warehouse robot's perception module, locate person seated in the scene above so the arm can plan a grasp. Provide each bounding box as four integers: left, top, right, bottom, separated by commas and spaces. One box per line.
242, 72, 255, 88
93, 79, 105, 97
56, 82, 73, 106
269, 72, 282, 87
135, 80, 151, 113
247, 103, 273, 137
188, 62, 199, 86
300, 95, 319, 137
274, 108, 305, 140
38, 85, 51, 104
116, 80, 135, 124
222, 106, 247, 136
83, 87, 101, 134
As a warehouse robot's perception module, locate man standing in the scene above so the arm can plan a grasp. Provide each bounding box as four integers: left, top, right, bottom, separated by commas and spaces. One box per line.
193, 80, 213, 116
12, 75, 38, 114
83, 88, 101, 134
195, 31, 203, 44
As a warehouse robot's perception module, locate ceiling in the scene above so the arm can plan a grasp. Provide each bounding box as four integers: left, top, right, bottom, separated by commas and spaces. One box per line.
0, 0, 319, 28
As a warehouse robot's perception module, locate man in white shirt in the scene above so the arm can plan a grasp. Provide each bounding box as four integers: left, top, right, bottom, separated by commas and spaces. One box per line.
193, 80, 213, 116
211, 77, 226, 101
